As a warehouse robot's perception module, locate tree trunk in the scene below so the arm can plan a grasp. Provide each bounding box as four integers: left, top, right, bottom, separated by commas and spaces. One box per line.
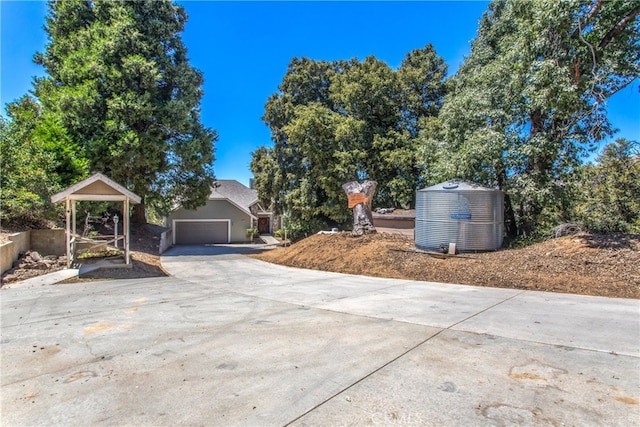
132, 203, 147, 224
503, 192, 518, 238
520, 108, 548, 235
343, 180, 377, 236
497, 168, 518, 237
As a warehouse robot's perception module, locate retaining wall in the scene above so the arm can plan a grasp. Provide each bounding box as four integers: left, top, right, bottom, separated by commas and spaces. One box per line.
31, 229, 66, 256
1, 231, 30, 274
159, 229, 173, 254
1, 229, 66, 275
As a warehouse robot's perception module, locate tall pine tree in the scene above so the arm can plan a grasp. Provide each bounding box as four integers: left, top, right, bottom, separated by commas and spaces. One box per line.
34, 0, 216, 222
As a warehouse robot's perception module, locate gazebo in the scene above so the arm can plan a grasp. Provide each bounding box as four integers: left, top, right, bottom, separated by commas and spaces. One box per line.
51, 173, 141, 268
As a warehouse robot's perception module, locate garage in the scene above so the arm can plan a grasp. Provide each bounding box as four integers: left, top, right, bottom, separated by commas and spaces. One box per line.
166, 180, 265, 246
173, 220, 230, 245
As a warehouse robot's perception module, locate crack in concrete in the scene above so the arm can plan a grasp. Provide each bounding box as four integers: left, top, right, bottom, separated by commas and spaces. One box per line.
283, 289, 529, 426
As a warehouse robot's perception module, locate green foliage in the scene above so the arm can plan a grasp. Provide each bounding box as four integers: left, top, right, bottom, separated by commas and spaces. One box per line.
281, 103, 357, 225
246, 228, 259, 240
423, 0, 640, 236
0, 93, 91, 227
575, 139, 640, 233
253, 46, 447, 232
77, 248, 122, 259
33, 0, 216, 222
281, 216, 328, 242
1, 116, 56, 226
6, 95, 89, 187
273, 214, 305, 242
250, 146, 282, 213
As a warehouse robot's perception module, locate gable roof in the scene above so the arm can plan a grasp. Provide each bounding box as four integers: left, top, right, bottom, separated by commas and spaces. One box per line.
51, 172, 141, 204
209, 180, 258, 216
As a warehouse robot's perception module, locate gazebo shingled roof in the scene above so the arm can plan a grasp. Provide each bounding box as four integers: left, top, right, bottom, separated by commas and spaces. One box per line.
51, 172, 141, 204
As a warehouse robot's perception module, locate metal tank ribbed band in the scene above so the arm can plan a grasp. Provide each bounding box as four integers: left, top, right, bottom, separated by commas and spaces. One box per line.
415, 183, 504, 251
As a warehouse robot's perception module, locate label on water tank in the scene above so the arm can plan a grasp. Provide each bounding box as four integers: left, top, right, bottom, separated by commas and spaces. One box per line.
450, 213, 472, 220
451, 195, 472, 220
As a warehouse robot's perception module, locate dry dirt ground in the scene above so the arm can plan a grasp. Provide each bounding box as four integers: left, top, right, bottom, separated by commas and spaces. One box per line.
1, 224, 168, 286
4, 225, 638, 299
252, 232, 640, 299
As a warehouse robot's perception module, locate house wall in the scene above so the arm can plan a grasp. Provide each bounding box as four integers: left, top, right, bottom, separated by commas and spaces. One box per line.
272, 215, 281, 231
166, 200, 252, 243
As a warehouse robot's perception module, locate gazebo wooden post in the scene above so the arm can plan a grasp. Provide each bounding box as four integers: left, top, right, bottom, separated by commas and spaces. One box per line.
65, 198, 72, 268
71, 200, 76, 267
71, 200, 77, 237
124, 198, 130, 264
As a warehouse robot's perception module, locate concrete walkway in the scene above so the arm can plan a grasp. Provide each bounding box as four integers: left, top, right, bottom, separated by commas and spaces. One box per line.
3, 257, 130, 289
259, 234, 280, 245
1, 244, 638, 426
2, 268, 80, 288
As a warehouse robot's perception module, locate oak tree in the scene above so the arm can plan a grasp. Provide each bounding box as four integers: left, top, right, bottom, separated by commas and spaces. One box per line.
426, 0, 639, 236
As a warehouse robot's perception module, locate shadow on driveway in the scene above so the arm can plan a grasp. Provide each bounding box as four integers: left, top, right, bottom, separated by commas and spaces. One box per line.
162, 244, 275, 257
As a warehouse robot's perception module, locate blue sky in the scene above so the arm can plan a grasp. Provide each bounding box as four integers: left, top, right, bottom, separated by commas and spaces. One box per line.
2, 1, 638, 187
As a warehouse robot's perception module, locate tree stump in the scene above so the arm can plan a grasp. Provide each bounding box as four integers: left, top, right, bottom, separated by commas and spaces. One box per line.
343, 180, 377, 236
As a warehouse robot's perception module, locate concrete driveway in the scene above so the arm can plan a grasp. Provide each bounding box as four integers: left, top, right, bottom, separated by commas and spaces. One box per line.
1, 244, 638, 426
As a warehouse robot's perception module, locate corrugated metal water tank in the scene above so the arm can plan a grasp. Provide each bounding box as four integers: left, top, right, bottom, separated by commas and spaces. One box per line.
415, 180, 504, 252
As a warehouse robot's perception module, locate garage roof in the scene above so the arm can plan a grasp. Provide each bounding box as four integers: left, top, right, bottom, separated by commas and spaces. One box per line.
210, 180, 258, 217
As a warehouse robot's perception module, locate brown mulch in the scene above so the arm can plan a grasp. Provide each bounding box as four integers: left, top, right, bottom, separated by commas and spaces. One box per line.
251, 232, 640, 299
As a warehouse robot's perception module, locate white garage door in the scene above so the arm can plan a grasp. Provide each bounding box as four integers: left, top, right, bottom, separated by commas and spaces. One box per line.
174, 221, 229, 245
